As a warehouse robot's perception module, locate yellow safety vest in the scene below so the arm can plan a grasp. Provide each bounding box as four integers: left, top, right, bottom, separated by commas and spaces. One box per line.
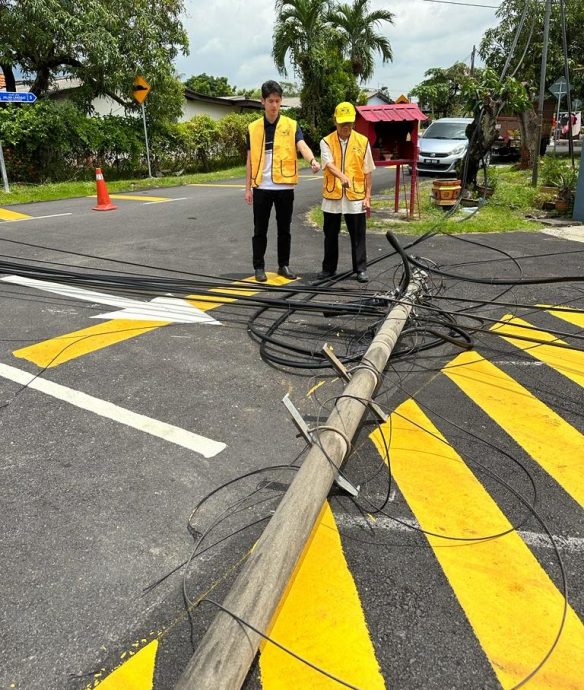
248, 115, 299, 186
323, 130, 368, 201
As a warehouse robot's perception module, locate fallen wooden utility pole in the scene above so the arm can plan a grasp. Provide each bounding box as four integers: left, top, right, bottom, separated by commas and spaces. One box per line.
175, 271, 426, 690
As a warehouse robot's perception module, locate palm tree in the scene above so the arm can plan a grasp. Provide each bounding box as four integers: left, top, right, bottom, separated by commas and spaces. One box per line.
272, 0, 333, 128
328, 0, 394, 82
272, 0, 330, 77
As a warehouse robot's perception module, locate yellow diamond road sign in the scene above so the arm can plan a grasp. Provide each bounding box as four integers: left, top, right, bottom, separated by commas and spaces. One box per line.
133, 76, 151, 104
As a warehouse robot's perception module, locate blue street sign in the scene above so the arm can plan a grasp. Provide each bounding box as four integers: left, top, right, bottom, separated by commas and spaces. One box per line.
0, 91, 37, 103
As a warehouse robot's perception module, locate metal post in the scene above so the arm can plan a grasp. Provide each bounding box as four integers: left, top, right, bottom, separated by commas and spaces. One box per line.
532, 0, 552, 187
573, 151, 584, 221
141, 102, 153, 178
175, 273, 426, 690
554, 85, 563, 150
0, 140, 10, 193
559, 0, 575, 166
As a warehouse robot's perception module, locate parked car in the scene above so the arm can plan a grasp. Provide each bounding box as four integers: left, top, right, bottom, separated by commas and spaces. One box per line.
417, 117, 473, 174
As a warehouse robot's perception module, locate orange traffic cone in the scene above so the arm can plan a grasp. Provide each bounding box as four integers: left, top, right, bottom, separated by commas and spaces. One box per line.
92, 168, 117, 211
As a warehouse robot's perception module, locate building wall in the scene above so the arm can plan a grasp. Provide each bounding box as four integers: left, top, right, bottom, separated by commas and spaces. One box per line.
180, 100, 243, 122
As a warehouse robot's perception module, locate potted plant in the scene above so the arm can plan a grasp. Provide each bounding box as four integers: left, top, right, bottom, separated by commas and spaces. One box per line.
540, 154, 565, 194
555, 167, 578, 214
475, 168, 497, 198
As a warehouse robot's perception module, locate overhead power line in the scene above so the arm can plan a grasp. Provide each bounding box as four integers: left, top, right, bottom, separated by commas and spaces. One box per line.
421, 0, 500, 8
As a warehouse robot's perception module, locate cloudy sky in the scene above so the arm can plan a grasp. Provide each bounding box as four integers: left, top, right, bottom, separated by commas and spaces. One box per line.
175, 0, 501, 96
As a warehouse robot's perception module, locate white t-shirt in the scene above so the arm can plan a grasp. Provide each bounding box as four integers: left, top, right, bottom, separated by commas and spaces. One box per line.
259, 150, 295, 191
320, 136, 375, 214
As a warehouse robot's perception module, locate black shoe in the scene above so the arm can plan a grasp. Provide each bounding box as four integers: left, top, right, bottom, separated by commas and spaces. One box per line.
254, 268, 267, 282
278, 266, 297, 279
356, 271, 369, 283
316, 270, 336, 280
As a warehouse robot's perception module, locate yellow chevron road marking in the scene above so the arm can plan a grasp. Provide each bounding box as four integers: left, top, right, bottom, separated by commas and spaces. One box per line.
12, 274, 295, 368
0, 207, 32, 221
187, 273, 294, 310
13, 320, 165, 368
92, 639, 158, 689
444, 350, 584, 506
370, 400, 584, 690
540, 304, 584, 328
492, 314, 584, 387
260, 502, 386, 689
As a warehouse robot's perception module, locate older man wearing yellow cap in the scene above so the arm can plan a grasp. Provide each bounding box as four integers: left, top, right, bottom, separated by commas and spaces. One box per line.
316, 101, 375, 283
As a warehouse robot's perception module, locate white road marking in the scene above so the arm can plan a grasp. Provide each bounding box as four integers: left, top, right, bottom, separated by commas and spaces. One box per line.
0, 362, 226, 458
334, 513, 584, 552
0, 212, 73, 223
495, 361, 545, 367
143, 197, 188, 205
1, 276, 220, 325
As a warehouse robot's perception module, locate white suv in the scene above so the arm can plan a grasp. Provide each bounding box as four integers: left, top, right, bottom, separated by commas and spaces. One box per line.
417, 117, 473, 174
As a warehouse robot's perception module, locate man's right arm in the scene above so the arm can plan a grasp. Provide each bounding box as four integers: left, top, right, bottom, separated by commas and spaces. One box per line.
245, 150, 253, 205
320, 139, 350, 187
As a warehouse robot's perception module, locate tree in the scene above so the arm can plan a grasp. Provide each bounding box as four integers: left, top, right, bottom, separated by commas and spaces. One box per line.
327, 0, 393, 82
272, 0, 358, 136
409, 62, 475, 118
184, 74, 236, 97
0, 0, 189, 121
480, 0, 584, 102
279, 80, 302, 96
461, 69, 531, 186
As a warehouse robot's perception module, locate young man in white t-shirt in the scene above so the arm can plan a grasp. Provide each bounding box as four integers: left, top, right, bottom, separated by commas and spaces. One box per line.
245, 80, 320, 282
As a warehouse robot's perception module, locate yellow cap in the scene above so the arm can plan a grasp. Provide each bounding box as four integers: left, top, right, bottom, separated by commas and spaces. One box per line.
334, 102, 356, 124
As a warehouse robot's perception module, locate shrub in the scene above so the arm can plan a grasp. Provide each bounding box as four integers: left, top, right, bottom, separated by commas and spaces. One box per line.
216, 112, 257, 163
0, 101, 260, 181
540, 154, 568, 187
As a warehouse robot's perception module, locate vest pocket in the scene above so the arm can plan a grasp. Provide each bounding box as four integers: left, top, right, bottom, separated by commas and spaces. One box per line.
325, 173, 337, 194
280, 160, 297, 178
352, 176, 365, 194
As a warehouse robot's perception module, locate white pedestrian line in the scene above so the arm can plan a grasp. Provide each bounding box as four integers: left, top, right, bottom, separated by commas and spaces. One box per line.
94, 296, 221, 324
0, 362, 226, 458
1, 275, 220, 325
0, 212, 73, 223
495, 360, 545, 367
334, 513, 584, 552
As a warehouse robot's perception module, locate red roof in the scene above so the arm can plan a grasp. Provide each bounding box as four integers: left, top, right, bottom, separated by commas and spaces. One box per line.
356, 103, 427, 123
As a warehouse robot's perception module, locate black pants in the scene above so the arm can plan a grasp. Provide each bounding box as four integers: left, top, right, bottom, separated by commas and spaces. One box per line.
322, 211, 367, 274
252, 188, 294, 269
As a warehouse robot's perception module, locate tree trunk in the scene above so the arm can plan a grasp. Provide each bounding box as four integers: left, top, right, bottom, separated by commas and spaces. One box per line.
30, 64, 52, 96
1, 64, 16, 92
463, 96, 498, 188
518, 108, 539, 170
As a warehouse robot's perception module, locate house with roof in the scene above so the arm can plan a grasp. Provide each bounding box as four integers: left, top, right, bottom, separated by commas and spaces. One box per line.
1, 76, 263, 121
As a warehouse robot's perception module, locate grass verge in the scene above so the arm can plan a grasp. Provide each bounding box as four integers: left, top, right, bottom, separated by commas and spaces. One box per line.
309, 166, 549, 235
0, 165, 248, 206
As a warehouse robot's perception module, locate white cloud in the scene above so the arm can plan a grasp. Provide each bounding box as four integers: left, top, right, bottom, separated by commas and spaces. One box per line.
176, 0, 500, 94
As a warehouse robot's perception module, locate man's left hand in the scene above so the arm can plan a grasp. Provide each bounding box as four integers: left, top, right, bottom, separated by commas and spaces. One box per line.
363, 196, 371, 211
310, 159, 321, 173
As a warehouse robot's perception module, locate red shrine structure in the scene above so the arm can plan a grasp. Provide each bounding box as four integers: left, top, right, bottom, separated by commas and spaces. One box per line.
355, 103, 427, 218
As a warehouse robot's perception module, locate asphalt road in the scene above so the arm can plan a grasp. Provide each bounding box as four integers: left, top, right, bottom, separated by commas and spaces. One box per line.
1, 170, 583, 690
